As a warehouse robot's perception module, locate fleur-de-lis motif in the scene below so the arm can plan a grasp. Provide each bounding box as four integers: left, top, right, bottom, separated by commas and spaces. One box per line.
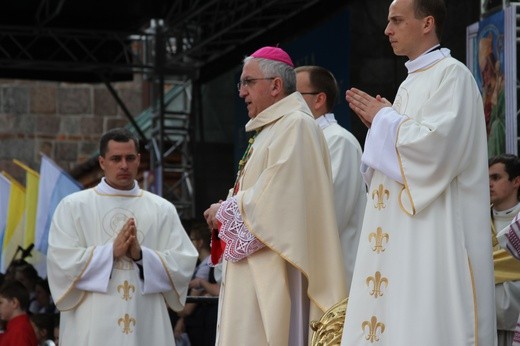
118, 313, 136, 334
368, 227, 389, 253
372, 184, 390, 210
362, 316, 385, 343
117, 280, 135, 301
366, 271, 388, 298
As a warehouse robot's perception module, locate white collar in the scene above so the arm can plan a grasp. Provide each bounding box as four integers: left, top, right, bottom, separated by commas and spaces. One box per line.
315, 113, 337, 129
405, 45, 451, 73
493, 202, 520, 217
95, 177, 141, 196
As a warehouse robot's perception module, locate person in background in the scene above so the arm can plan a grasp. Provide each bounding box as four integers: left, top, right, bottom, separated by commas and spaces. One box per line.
30, 313, 56, 346
295, 65, 366, 291
47, 127, 198, 346
33, 279, 57, 315
174, 223, 217, 346
0, 280, 38, 346
341, 0, 496, 344
489, 154, 520, 345
204, 46, 346, 345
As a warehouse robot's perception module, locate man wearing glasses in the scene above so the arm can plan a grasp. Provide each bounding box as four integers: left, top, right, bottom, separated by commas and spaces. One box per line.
295, 65, 366, 293
204, 46, 347, 345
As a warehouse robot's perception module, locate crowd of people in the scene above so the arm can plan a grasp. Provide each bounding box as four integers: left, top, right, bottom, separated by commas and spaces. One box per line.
0, 0, 517, 345
0, 260, 58, 346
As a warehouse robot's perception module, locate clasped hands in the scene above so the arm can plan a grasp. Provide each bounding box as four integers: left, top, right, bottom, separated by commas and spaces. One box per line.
345, 88, 392, 128
113, 218, 142, 261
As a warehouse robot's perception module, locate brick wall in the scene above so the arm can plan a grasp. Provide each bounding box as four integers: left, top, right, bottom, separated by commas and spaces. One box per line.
0, 76, 144, 183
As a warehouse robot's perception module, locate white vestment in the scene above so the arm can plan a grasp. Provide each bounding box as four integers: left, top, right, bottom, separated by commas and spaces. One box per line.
493, 203, 520, 346
497, 208, 520, 346
341, 48, 496, 345
47, 179, 198, 346
216, 92, 347, 346
316, 113, 366, 291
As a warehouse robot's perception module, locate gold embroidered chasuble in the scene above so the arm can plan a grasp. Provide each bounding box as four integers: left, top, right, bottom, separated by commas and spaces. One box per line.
341, 55, 496, 345
47, 188, 198, 346
216, 92, 347, 346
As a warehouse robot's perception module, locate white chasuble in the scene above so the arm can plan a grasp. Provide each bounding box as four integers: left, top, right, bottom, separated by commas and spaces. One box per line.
216, 92, 347, 346
341, 51, 496, 345
47, 186, 198, 346
317, 113, 366, 292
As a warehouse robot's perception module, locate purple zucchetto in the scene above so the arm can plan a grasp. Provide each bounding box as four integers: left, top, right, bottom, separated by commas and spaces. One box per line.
250, 46, 294, 67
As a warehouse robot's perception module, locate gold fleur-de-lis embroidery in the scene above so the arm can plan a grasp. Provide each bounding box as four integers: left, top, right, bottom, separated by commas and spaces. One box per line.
368, 227, 389, 253
366, 271, 388, 298
362, 316, 385, 343
117, 280, 135, 301
372, 184, 390, 210
118, 313, 136, 334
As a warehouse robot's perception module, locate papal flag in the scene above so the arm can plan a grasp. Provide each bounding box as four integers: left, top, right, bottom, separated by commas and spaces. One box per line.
13, 159, 46, 277
35, 155, 82, 255
13, 160, 39, 248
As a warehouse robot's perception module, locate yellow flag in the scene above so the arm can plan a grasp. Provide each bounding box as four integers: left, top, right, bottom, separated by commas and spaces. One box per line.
13, 160, 40, 248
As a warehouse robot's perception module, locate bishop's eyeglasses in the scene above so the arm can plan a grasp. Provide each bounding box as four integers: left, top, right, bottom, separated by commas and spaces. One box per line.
237, 77, 275, 90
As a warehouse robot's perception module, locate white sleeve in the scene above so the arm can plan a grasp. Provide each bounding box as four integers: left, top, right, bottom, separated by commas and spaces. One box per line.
362, 107, 406, 184
75, 243, 113, 293
138, 246, 175, 294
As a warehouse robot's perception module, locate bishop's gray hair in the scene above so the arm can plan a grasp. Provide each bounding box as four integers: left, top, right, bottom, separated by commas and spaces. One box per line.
243, 56, 296, 95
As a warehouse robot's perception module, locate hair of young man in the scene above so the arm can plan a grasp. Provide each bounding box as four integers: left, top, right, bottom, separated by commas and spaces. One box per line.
16, 263, 39, 286
489, 153, 520, 200
30, 313, 55, 340
99, 128, 140, 157
0, 280, 30, 311
35, 278, 52, 296
295, 66, 339, 113
413, 0, 447, 41
489, 154, 520, 180
190, 223, 211, 251
243, 57, 297, 95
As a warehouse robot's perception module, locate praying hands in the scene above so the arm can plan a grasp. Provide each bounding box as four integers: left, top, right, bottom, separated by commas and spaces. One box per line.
345, 87, 392, 127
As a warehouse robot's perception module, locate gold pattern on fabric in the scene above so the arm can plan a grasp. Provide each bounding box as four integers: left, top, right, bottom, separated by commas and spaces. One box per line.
118, 313, 136, 334
233, 130, 261, 195
310, 298, 348, 346
372, 184, 390, 210
113, 258, 135, 270
362, 316, 385, 343
493, 249, 520, 283
369, 227, 389, 254
117, 280, 135, 301
366, 271, 388, 298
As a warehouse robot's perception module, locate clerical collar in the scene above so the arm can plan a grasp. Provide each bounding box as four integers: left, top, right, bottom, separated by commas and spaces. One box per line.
405, 45, 450, 73
493, 202, 520, 217
96, 177, 141, 196
315, 113, 337, 130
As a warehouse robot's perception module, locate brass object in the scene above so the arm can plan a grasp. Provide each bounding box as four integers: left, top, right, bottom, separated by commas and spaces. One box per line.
310, 298, 348, 346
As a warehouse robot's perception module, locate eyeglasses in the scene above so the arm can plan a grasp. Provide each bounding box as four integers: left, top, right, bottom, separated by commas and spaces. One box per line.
237, 77, 275, 90
300, 91, 320, 95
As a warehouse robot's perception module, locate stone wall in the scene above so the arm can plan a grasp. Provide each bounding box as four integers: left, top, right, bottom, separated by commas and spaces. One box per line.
0, 76, 144, 183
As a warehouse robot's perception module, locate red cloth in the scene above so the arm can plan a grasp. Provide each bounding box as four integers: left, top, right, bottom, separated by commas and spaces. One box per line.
0, 314, 37, 346
210, 221, 225, 265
